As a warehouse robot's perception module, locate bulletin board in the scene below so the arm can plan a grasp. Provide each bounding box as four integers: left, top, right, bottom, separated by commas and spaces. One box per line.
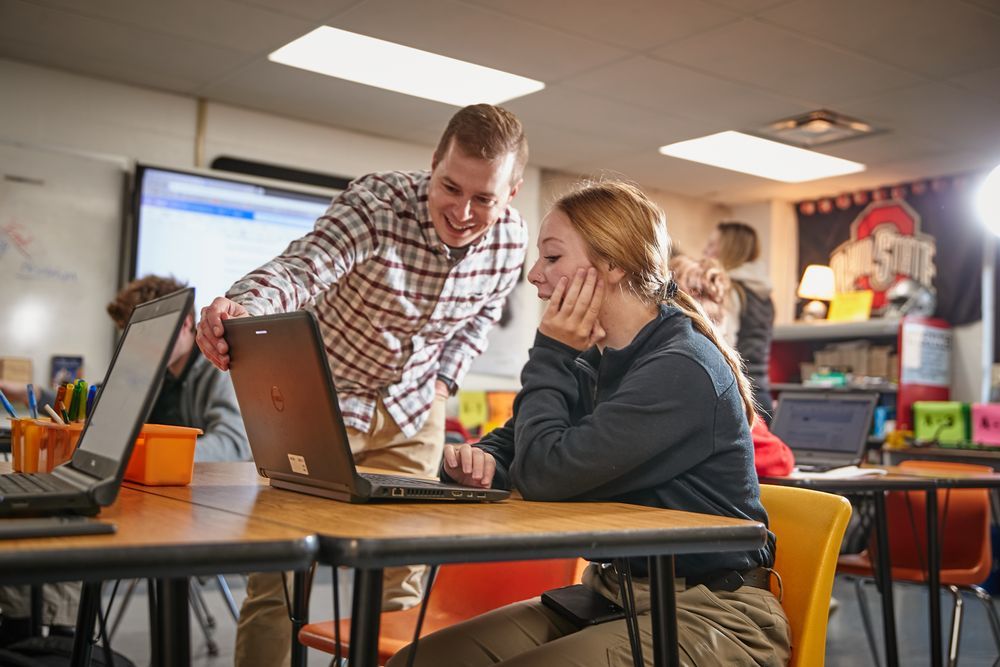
0, 142, 126, 390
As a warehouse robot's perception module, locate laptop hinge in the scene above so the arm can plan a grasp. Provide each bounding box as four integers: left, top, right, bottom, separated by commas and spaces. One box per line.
52, 464, 100, 490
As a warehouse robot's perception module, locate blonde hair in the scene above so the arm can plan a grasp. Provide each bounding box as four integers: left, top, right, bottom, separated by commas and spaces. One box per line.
554, 182, 757, 424
715, 221, 760, 270
669, 255, 730, 328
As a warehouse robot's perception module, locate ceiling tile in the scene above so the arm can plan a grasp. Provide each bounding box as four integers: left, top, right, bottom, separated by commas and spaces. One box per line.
228, 0, 362, 22
204, 59, 454, 138
563, 55, 813, 129
516, 121, 638, 170
0, 1, 246, 92
26, 0, 316, 54
329, 0, 628, 82
951, 65, 1000, 102
838, 82, 1000, 153
814, 132, 947, 166
461, 0, 740, 50
760, 0, 1000, 79
706, 0, 795, 13
652, 19, 923, 105
504, 86, 709, 151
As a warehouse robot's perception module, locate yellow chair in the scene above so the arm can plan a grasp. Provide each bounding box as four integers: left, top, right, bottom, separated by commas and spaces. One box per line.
760, 484, 852, 667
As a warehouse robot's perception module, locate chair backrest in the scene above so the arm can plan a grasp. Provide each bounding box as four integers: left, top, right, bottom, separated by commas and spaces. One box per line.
428, 558, 584, 618
760, 484, 852, 667
883, 460, 992, 581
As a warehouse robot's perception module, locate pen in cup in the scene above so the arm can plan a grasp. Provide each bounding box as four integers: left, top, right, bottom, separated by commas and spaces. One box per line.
26, 383, 38, 419
0, 387, 18, 419
43, 404, 64, 424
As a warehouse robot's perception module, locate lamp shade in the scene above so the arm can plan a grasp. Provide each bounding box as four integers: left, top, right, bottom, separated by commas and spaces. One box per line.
797, 264, 835, 301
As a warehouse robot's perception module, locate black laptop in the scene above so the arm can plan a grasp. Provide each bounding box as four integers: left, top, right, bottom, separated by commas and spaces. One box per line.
0, 288, 194, 517
770, 391, 879, 472
224, 311, 510, 503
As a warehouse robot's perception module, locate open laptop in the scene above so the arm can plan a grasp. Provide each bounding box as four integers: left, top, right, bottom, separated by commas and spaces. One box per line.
770, 391, 879, 472
224, 311, 510, 503
0, 288, 194, 517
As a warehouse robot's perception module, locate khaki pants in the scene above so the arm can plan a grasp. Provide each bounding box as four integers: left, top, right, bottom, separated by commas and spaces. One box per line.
387, 563, 791, 667
234, 395, 446, 667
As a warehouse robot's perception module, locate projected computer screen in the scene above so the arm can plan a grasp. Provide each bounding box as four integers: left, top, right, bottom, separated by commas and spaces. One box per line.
131, 166, 335, 314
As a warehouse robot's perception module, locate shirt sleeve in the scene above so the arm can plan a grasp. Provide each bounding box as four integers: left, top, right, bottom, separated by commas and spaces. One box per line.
225, 176, 382, 315
508, 333, 720, 501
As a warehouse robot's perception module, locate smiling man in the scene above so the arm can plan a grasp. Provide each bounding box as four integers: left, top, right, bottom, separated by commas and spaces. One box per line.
195, 103, 528, 667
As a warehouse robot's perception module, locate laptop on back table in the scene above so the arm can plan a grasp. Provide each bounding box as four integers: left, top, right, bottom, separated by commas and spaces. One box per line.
0, 288, 194, 517
770, 391, 879, 472
224, 311, 509, 503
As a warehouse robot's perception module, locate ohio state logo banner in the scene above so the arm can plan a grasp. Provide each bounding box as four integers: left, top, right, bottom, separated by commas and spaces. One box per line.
796, 172, 999, 360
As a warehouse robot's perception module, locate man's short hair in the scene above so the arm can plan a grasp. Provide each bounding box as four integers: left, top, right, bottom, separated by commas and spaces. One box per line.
433, 104, 528, 184
107, 275, 188, 330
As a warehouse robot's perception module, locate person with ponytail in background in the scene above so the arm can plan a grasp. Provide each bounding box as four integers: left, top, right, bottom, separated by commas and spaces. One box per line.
704, 222, 775, 423
388, 182, 790, 667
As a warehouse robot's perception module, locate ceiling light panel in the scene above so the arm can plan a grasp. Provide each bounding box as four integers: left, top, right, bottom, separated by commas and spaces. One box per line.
269, 26, 545, 107
658, 131, 866, 183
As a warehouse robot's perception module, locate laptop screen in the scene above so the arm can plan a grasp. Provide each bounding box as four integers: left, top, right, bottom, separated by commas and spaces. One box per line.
771, 393, 877, 456
72, 290, 192, 475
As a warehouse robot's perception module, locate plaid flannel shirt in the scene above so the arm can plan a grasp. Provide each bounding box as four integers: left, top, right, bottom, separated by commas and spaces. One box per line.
227, 170, 527, 437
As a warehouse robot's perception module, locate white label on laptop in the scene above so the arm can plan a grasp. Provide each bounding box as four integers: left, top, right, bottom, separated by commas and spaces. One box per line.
287, 454, 309, 475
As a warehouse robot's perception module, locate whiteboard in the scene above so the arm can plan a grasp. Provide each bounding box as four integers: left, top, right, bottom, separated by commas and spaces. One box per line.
0, 143, 125, 390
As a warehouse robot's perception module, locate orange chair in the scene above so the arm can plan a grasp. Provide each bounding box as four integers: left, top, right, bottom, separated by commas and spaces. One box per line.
298, 558, 587, 665
838, 460, 1000, 666
760, 484, 852, 667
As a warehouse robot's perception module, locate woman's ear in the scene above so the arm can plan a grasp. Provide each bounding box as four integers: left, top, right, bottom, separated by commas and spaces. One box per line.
602, 261, 627, 286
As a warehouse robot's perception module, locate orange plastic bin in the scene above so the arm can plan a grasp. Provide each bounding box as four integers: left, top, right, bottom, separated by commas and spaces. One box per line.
123, 423, 201, 486
10, 418, 84, 473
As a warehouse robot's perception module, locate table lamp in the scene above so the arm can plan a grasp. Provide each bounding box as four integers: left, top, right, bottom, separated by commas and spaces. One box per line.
797, 264, 835, 320
974, 162, 1000, 402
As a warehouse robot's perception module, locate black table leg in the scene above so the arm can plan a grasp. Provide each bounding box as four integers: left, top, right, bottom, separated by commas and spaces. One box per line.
291, 570, 309, 667
348, 568, 384, 667
926, 489, 942, 667
70, 581, 101, 666
649, 555, 679, 667
155, 577, 190, 667
29, 585, 42, 637
872, 491, 899, 667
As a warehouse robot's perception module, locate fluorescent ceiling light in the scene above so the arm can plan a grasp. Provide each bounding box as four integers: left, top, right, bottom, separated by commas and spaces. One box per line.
269, 26, 545, 107
658, 131, 865, 183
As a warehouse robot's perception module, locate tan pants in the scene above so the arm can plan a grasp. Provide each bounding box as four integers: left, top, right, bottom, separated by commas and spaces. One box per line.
387, 563, 791, 667
234, 395, 446, 667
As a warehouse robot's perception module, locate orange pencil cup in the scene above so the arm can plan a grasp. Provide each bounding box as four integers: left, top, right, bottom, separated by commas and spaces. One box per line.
10, 418, 84, 473
123, 423, 201, 486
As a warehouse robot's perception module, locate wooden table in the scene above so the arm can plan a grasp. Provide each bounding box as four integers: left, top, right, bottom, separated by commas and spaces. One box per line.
134, 462, 769, 667
762, 466, 1000, 667
0, 463, 316, 667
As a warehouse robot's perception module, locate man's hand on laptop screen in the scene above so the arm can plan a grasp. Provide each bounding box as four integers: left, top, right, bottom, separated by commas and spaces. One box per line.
197, 297, 250, 371
443, 443, 496, 488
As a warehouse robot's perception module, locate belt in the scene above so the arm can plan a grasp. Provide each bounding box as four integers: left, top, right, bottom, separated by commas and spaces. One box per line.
686, 567, 771, 593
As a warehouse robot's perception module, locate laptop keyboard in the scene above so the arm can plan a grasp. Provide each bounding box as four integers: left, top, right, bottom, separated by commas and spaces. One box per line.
361, 472, 447, 488
0, 473, 73, 496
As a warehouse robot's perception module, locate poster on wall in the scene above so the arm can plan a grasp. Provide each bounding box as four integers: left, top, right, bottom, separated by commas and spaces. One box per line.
796, 172, 1000, 361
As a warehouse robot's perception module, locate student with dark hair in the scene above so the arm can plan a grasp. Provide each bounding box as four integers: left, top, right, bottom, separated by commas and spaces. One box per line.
389, 181, 789, 667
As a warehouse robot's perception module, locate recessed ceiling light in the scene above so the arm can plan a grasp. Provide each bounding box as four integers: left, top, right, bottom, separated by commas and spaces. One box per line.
658, 131, 866, 183
269, 26, 545, 107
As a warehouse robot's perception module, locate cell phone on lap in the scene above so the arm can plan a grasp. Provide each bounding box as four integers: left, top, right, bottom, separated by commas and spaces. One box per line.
541, 584, 626, 628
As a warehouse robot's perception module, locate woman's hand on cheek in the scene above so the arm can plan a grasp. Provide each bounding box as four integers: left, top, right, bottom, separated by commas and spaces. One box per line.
442, 443, 496, 488
539, 267, 606, 350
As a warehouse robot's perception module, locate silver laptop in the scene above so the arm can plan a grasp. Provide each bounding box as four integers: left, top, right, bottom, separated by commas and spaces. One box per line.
224, 311, 509, 503
770, 392, 879, 472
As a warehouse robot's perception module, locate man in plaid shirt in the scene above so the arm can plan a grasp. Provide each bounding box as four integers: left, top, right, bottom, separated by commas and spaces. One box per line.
196, 104, 528, 667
